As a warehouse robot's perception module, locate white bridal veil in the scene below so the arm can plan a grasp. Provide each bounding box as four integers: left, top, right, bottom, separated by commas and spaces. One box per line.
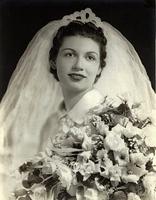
0, 8, 156, 198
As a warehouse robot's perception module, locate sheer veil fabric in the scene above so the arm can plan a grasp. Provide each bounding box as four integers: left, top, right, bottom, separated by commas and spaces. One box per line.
0, 8, 156, 199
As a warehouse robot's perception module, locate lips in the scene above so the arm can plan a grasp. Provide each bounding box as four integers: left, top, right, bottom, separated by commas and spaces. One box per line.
68, 73, 86, 81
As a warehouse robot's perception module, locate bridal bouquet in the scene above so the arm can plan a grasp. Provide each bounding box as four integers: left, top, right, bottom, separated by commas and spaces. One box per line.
11, 97, 156, 200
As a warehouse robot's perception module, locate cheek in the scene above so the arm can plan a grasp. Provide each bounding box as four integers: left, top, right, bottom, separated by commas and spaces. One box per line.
88, 64, 100, 77
56, 60, 70, 82
57, 66, 65, 81
87, 65, 101, 84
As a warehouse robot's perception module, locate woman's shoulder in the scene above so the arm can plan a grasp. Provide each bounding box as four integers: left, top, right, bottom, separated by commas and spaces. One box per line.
67, 89, 104, 124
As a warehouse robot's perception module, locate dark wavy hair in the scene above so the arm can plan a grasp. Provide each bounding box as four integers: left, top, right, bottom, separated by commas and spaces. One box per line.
49, 21, 107, 82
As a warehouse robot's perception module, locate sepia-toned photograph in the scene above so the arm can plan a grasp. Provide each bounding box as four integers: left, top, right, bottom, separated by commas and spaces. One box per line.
0, 0, 155, 199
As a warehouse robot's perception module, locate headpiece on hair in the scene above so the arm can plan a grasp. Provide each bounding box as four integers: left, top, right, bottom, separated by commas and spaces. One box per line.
61, 8, 103, 28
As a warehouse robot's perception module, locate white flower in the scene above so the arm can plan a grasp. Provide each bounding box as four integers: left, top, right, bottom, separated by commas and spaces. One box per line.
104, 131, 126, 152
68, 127, 84, 141
83, 188, 109, 200
82, 125, 92, 137
124, 122, 142, 138
61, 122, 70, 134
31, 185, 47, 199
121, 162, 147, 184
112, 123, 142, 139
84, 188, 98, 200
89, 114, 102, 124
95, 121, 109, 136
41, 162, 54, 174
52, 133, 66, 148
60, 116, 74, 133
82, 133, 93, 150
143, 172, 156, 200
99, 159, 113, 178
88, 114, 105, 132
109, 164, 121, 184
46, 161, 56, 174
105, 96, 122, 108
112, 124, 124, 135
131, 102, 150, 121
57, 163, 73, 190
96, 150, 113, 176
114, 147, 129, 166
96, 149, 108, 160
78, 151, 91, 162
72, 162, 80, 173
141, 124, 156, 147
78, 160, 96, 181
122, 174, 139, 184
127, 193, 141, 200
130, 152, 148, 166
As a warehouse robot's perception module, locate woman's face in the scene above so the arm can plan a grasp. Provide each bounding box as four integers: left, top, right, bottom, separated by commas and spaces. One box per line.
56, 35, 101, 94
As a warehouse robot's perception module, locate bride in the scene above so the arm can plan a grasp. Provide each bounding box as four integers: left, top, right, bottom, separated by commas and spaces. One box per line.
0, 8, 156, 200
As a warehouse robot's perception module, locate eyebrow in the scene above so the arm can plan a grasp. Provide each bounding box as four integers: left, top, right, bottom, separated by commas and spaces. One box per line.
60, 48, 99, 56
60, 48, 75, 52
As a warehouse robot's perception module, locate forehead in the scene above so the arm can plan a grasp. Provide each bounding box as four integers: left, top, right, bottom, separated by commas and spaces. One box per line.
60, 35, 100, 53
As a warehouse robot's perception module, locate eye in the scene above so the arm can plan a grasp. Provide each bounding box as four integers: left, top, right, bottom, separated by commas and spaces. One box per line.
64, 52, 75, 57
86, 54, 96, 61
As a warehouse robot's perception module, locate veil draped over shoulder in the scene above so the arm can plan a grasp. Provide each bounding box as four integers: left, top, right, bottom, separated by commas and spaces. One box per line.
0, 8, 156, 199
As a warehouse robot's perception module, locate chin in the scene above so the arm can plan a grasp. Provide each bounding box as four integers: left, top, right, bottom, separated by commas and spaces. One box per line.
61, 78, 94, 93
67, 84, 91, 94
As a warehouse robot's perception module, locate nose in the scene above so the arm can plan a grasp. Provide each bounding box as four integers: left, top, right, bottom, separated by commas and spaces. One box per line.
72, 56, 83, 71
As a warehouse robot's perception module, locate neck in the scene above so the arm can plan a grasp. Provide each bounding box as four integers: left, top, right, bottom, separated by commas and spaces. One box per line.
62, 87, 93, 111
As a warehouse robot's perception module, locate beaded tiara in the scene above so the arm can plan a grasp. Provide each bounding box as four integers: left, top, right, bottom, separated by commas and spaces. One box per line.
61, 8, 103, 28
